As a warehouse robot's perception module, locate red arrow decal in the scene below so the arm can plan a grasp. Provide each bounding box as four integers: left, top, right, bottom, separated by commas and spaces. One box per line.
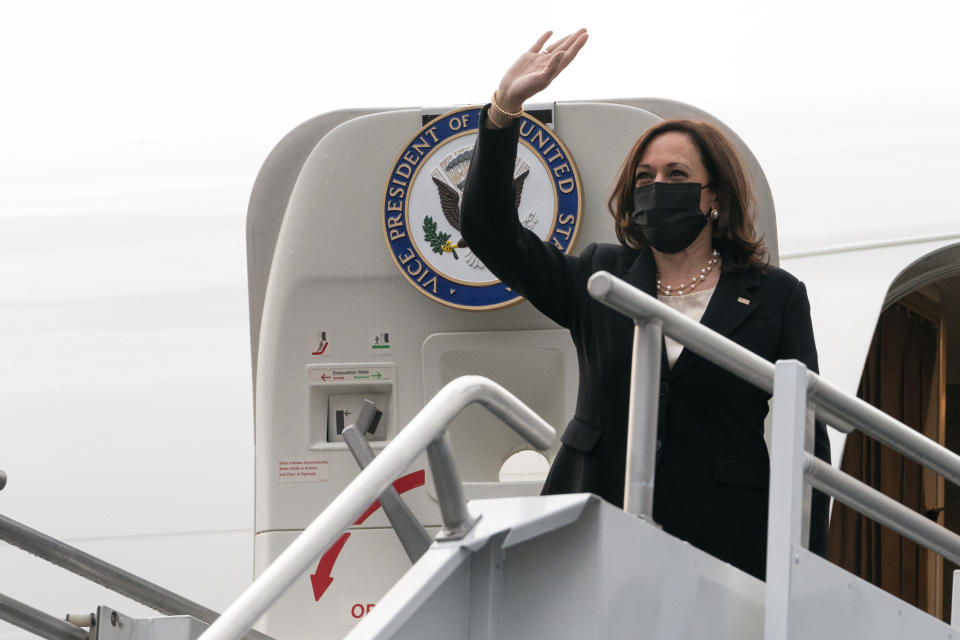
353, 469, 426, 524
310, 532, 350, 601
309, 469, 426, 601
320, 373, 329, 381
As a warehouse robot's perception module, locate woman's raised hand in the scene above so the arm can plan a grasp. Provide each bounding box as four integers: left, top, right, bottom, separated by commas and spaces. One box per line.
495, 29, 589, 115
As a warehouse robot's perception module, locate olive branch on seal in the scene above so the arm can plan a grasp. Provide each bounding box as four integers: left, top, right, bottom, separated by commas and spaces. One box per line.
422, 216, 459, 260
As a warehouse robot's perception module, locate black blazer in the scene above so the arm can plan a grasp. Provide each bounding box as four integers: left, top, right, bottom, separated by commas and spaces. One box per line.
460, 108, 830, 580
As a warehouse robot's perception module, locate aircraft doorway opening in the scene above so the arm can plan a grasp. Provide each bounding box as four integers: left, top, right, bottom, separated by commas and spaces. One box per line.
828, 273, 960, 623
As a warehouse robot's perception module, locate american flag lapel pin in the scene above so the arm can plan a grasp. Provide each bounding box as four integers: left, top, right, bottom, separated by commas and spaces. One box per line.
737, 297, 751, 305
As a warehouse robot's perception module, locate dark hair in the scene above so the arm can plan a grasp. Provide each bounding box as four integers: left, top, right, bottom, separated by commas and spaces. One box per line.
607, 119, 768, 271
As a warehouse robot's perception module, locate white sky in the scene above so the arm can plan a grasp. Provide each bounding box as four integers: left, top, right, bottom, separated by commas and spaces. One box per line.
3, 0, 959, 254
3, 0, 958, 153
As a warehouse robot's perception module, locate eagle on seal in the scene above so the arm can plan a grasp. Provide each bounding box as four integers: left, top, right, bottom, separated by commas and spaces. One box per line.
431, 147, 530, 249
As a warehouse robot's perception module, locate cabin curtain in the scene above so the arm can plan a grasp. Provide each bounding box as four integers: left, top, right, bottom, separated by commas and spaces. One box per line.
827, 302, 940, 614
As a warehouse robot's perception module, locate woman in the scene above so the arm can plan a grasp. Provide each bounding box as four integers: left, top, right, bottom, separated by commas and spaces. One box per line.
460, 29, 830, 580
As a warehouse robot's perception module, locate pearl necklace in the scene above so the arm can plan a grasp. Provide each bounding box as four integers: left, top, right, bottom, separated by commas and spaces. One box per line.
656, 249, 720, 296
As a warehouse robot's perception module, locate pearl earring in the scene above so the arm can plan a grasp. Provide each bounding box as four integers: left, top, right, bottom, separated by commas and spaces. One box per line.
710, 208, 719, 220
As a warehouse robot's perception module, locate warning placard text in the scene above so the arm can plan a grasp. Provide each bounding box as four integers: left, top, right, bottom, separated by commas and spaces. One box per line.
277, 455, 330, 483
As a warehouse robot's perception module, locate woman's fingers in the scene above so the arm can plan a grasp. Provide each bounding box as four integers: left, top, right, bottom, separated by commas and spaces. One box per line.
544, 28, 587, 54
498, 29, 588, 110
541, 31, 588, 81
529, 30, 554, 53
552, 31, 588, 73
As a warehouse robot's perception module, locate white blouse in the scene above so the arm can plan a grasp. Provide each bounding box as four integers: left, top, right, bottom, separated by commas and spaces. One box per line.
657, 287, 716, 368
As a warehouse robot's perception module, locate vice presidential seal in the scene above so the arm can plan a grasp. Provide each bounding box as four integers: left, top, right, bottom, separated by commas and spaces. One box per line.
382, 106, 583, 310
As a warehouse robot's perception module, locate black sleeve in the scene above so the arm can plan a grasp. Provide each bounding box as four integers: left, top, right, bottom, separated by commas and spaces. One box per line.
778, 278, 832, 557
460, 106, 589, 328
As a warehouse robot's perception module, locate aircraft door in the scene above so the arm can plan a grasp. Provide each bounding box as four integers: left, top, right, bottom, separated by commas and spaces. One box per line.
247, 99, 776, 639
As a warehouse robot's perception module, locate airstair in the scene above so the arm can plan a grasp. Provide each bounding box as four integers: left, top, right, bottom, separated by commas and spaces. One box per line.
5, 272, 960, 639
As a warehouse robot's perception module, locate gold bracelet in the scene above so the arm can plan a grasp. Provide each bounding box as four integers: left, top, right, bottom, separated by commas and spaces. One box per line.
486, 107, 510, 129
491, 91, 524, 119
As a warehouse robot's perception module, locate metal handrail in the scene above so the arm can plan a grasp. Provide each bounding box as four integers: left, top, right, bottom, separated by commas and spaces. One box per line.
586, 271, 960, 508
587, 269, 960, 635
0, 593, 88, 640
342, 401, 432, 563
763, 358, 960, 639
809, 374, 960, 486
804, 454, 960, 565
0, 514, 276, 640
197, 375, 555, 640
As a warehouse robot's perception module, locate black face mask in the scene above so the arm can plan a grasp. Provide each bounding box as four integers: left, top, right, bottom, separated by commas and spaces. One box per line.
631, 182, 708, 253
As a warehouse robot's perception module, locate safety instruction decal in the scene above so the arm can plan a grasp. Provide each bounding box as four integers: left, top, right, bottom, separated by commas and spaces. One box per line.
277, 455, 330, 483
311, 330, 331, 356
368, 328, 392, 354
307, 366, 393, 385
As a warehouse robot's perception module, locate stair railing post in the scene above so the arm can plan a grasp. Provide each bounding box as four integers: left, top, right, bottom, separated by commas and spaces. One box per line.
764, 359, 810, 640
623, 318, 663, 522
426, 433, 478, 540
